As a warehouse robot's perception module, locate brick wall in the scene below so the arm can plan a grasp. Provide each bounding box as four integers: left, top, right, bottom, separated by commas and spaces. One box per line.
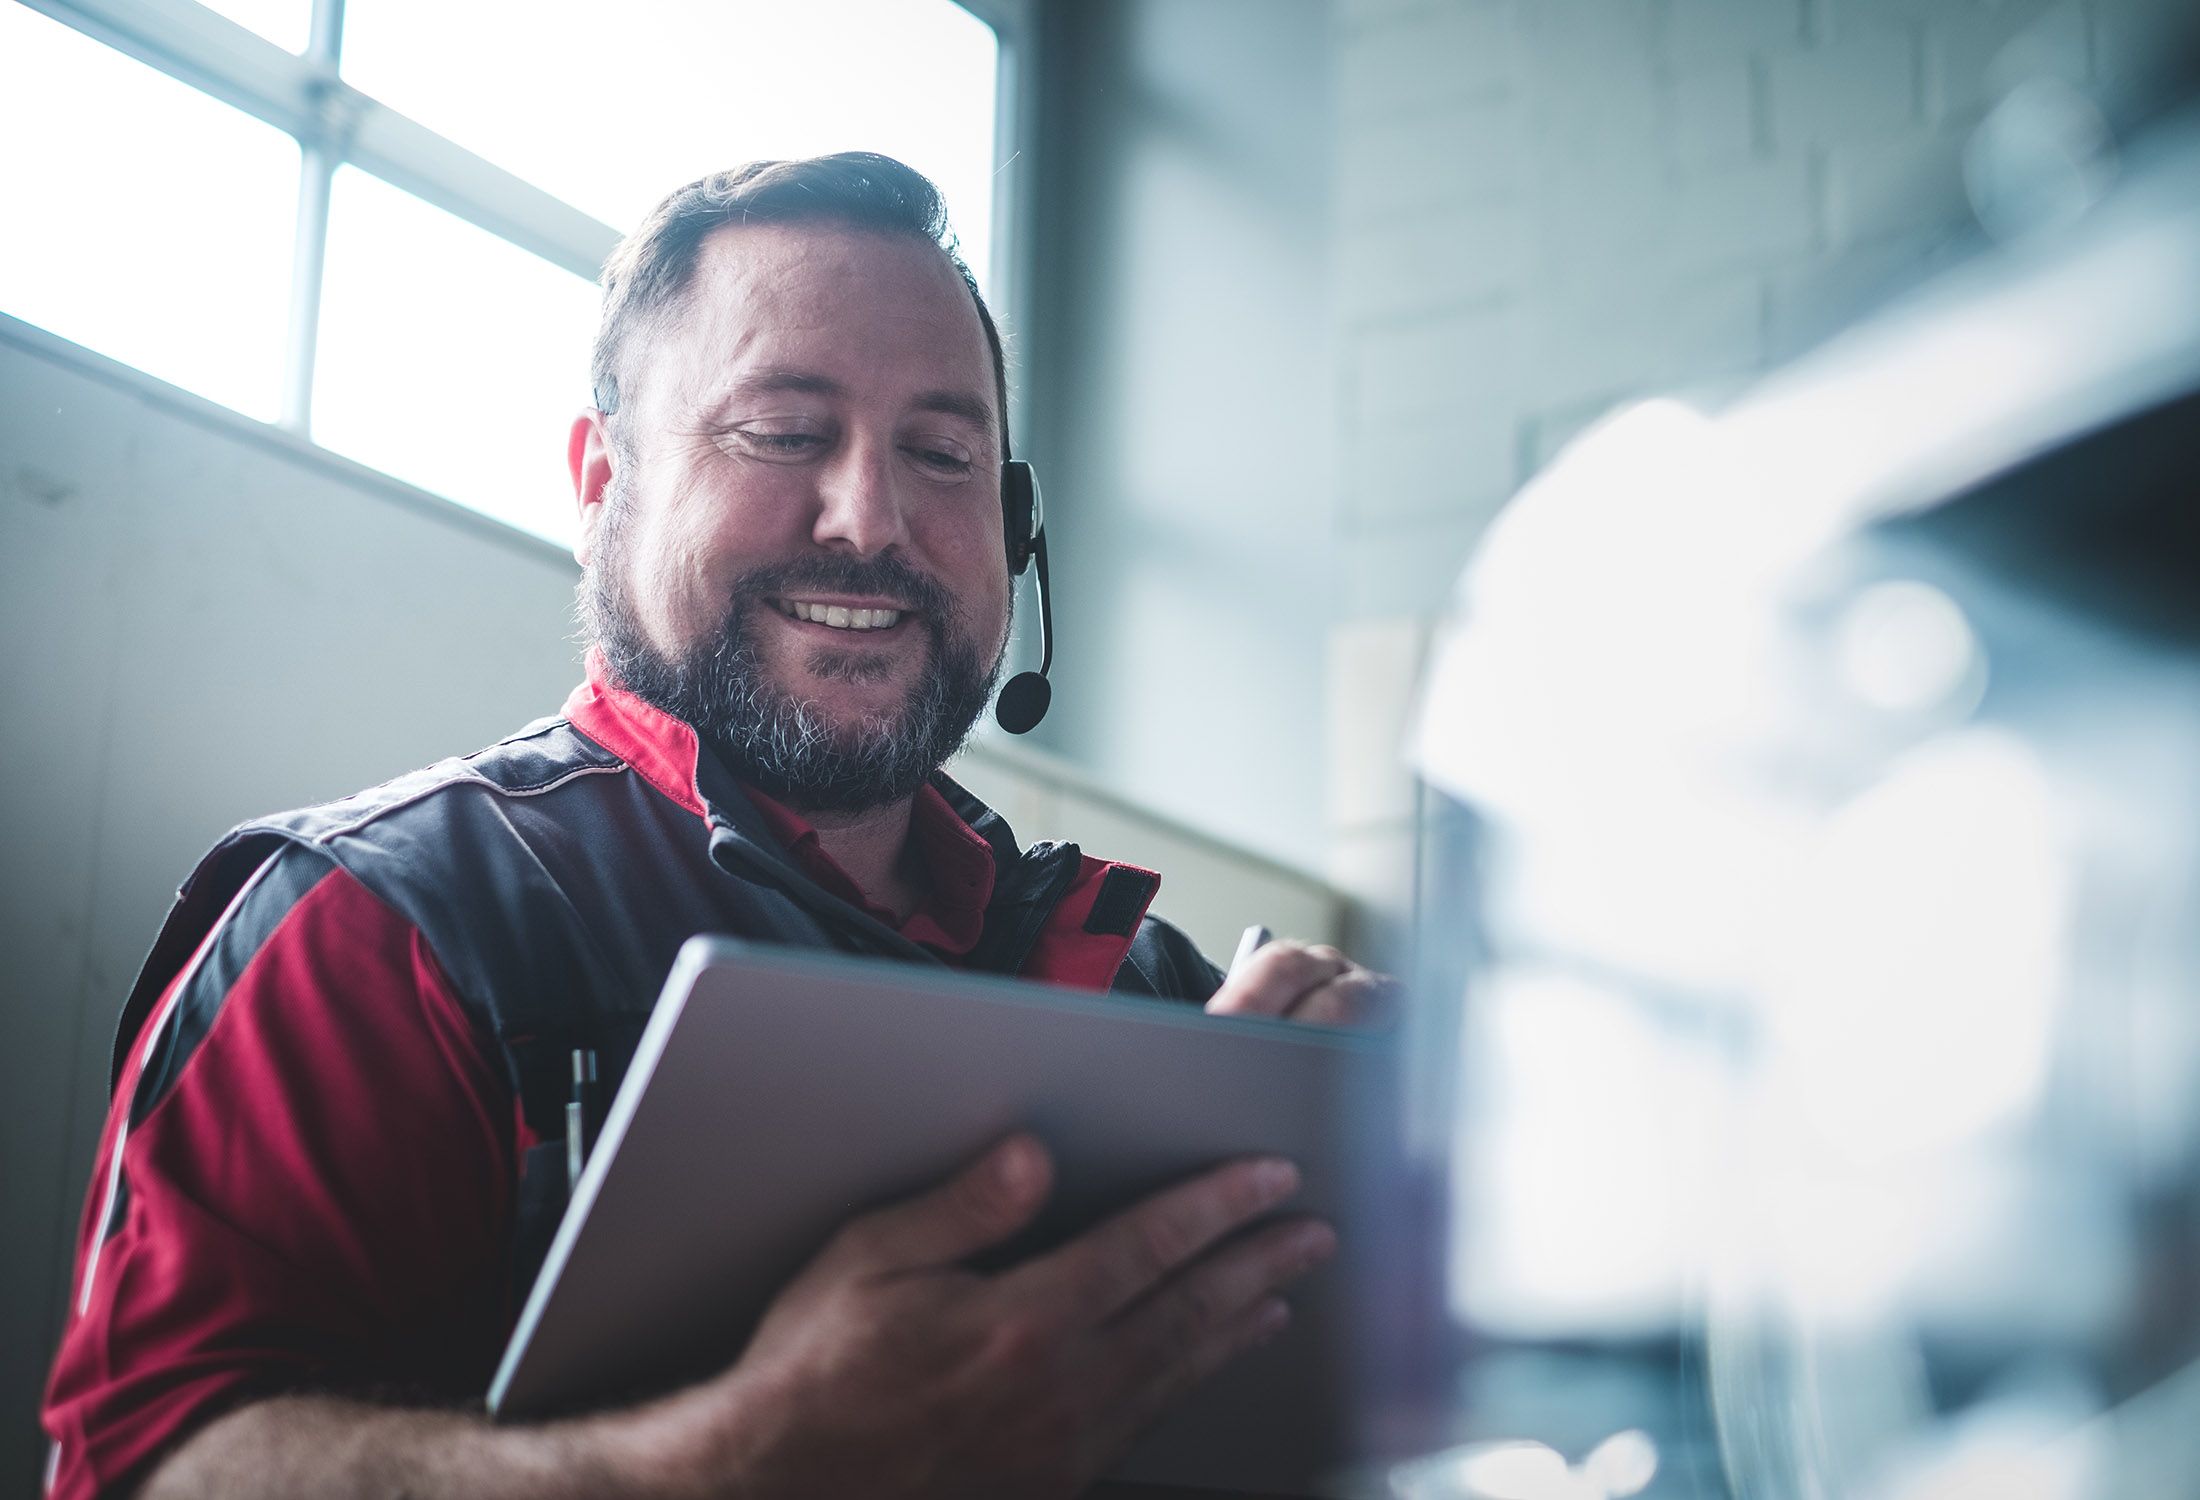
1323, 0, 2133, 948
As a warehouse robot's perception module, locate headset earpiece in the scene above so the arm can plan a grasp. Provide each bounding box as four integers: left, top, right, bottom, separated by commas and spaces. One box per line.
1002, 460, 1039, 576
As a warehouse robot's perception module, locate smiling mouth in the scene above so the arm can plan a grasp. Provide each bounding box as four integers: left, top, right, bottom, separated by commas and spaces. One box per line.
769, 598, 909, 633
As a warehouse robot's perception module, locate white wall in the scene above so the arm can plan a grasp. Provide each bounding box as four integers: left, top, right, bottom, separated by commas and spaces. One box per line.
1329, 0, 2108, 617
1019, 0, 1341, 877
1321, 0, 2130, 936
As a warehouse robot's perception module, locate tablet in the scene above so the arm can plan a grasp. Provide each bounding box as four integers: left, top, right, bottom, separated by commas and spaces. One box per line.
488, 935, 1403, 1495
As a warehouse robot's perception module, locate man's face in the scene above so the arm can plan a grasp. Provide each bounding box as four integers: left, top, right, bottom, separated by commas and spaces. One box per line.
576, 223, 1011, 811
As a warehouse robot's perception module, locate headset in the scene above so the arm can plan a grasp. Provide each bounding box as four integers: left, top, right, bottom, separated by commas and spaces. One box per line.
995, 459, 1053, 733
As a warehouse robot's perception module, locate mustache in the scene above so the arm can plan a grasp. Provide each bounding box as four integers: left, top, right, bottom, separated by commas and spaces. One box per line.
725, 554, 957, 624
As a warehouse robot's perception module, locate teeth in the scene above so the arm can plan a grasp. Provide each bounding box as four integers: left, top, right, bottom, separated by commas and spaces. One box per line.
779, 600, 903, 631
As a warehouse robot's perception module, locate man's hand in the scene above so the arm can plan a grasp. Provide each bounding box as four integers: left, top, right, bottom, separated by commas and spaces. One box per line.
135, 1134, 1327, 1500
639, 1132, 1335, 1499
1204, 940, 1398, 1027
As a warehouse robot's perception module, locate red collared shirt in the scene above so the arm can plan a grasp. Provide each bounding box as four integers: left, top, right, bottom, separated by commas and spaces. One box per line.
745, 784, 996, 956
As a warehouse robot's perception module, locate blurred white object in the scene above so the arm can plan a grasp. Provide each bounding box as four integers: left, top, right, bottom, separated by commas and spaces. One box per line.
1391, 1432, 1658, 1500
1400, 11, 2200, 1497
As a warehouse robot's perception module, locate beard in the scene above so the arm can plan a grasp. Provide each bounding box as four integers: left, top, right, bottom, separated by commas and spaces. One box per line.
579, 491, 1005, 815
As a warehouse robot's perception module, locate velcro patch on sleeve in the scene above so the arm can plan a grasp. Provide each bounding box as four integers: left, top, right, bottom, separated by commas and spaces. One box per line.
1081, 867, 1159, 938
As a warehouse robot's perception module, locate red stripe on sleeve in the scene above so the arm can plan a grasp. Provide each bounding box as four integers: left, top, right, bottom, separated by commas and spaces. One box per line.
42, 864, 514, 1500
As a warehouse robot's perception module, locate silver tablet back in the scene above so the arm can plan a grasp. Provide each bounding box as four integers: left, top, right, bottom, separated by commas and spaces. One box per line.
491, 935, 1409, 1495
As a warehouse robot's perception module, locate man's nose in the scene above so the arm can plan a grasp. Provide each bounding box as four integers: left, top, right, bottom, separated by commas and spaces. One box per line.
811, 437, 910, 558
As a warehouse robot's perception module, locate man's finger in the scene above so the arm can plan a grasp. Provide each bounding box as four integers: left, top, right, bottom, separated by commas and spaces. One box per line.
1285, 970, 1397, 1027
1204, 942, 1350, 1019
815, 1133, 1052, 1276
1099, 1214, 1333, 1395
1095, 1290, 1298, 1457
1007, 1156, 1301, 1322
1087, 1217, 1334, 1454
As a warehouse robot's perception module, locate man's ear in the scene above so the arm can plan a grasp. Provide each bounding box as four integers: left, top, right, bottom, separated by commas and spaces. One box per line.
570, 409, 616, 567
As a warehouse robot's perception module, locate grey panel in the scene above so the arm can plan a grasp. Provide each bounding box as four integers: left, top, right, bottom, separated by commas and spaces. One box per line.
0, 339, 135, 1497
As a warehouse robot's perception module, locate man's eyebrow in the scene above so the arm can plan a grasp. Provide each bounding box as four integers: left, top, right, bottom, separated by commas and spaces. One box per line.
910, 389, 997, 434
721, 368, 845, 402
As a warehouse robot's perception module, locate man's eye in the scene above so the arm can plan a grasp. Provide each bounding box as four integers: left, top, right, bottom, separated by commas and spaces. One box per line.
907, 445, 973, 476
738, 430, 826, 458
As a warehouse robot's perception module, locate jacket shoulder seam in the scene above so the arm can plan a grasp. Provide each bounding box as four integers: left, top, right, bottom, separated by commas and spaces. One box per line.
245, 720, 630, 845
296, 761, 629, 845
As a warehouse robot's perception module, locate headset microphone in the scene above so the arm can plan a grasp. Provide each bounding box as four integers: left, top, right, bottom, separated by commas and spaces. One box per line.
995, 460, 1053, 735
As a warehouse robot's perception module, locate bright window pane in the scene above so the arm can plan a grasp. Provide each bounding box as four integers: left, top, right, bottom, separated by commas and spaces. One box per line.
315, 167, 598, 547
198, 0, 310, 54
340, 0, 1001, 294
0, 4, 296, 422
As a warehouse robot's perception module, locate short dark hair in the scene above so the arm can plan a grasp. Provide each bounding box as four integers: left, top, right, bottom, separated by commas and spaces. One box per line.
589, 152, 1008, 457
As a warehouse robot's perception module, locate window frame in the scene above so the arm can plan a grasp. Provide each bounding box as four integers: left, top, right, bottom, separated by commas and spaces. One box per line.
14, 0, 1031, 456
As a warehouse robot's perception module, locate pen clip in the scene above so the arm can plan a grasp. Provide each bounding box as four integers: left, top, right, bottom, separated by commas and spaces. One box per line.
565, 1048, 600, 1197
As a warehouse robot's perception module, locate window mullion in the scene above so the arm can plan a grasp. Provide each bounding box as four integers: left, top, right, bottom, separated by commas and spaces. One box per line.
345, 110, 618, 282
309, 0, 342, 66
279, 144, 334, 435
31, 0, 617, 286
277, 0, 342, 435
18, 0, 321, 137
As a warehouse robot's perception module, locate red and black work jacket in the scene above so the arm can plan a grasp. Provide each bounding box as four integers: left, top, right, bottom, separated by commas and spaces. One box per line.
44, 659, 1220, 1500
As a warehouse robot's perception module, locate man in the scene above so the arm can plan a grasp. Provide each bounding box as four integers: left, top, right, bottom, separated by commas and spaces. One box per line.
43, 154, 1385, 1499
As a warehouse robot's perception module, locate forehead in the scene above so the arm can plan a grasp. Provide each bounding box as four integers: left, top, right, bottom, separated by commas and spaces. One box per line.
638, 221, 996, 420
